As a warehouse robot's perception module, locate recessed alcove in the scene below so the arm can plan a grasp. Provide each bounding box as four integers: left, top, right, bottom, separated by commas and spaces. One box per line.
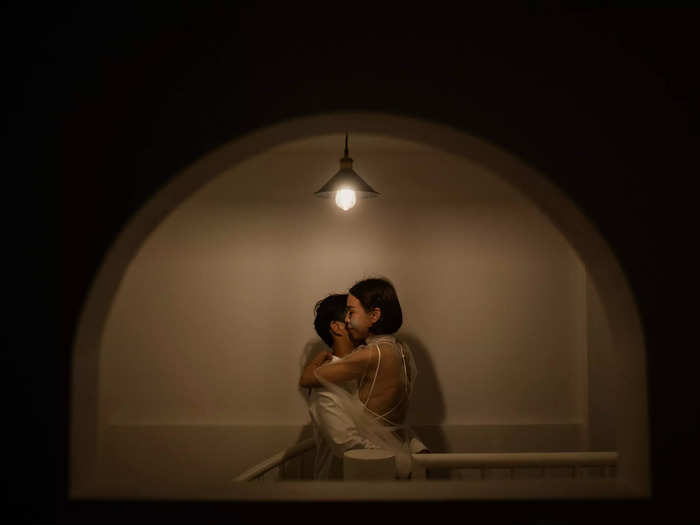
70, 112, 649, 500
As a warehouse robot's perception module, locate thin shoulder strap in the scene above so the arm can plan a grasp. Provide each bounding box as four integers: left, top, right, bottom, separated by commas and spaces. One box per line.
400, 342, 409, 394
362, 344, 381, 406
365, 395, 404, 424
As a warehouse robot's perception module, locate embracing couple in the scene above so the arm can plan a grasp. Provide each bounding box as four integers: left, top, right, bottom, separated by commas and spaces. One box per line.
300, 277, 429, 480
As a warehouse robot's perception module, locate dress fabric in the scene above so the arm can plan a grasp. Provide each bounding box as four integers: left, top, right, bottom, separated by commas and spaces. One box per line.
313, 334, 429, 478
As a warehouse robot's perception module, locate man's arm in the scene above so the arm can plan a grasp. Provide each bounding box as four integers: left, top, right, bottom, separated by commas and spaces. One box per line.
299, 346, 374, 388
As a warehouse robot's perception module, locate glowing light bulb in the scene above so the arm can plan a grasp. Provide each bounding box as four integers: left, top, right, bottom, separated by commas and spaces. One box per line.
335, 188, 357, 211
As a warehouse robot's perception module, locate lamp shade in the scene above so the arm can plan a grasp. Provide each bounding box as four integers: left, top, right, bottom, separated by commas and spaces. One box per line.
314, 133, 380, 199
314, 156, 380, 198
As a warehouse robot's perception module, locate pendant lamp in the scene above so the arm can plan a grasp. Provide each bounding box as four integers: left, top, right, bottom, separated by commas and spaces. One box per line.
314, 132, 380, 210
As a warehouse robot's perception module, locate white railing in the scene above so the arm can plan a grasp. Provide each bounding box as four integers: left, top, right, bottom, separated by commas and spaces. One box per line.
410, 451, 618, 480
233, 438, 316, 482
234, 444, 618, 482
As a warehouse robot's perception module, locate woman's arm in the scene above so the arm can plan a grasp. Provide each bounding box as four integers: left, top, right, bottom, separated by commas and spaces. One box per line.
300, 346, 374, 388
299, 350, 333, 388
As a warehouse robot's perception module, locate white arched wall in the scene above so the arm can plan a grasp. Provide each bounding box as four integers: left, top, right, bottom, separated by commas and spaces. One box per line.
70, 112, 649, 500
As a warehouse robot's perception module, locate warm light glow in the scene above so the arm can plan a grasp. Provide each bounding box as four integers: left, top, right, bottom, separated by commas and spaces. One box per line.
335, 188, 357, 210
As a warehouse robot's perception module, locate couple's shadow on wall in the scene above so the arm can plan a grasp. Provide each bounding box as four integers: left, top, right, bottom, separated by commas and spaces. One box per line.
290, 332, 451, 479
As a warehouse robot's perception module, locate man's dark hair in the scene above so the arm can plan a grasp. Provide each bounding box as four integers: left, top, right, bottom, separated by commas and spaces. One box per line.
349, 277, 403, 335
313, 294, 349, 348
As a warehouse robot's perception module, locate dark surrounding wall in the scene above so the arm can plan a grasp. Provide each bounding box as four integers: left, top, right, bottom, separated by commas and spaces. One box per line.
7, 4, 693, 524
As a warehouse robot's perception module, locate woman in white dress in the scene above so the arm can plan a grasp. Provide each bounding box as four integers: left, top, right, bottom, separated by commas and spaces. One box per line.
300, 277, 427, 478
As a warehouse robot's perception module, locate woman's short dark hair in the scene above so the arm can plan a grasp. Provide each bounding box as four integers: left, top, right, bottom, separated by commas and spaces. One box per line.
313, 294, 348, 348
349, 277, 403, 335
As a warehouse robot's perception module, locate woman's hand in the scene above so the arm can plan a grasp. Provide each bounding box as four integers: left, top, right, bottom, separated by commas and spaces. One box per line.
332, 322, 354, 358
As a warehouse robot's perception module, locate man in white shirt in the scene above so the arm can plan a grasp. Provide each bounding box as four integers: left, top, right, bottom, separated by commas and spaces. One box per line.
306, 294, 377, 479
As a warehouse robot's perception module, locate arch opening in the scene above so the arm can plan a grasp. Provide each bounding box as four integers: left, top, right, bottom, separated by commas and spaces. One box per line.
70, 112, 649, 500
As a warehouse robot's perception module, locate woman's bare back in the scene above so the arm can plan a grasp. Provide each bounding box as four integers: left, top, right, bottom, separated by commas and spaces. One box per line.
357, 342, 410, 425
